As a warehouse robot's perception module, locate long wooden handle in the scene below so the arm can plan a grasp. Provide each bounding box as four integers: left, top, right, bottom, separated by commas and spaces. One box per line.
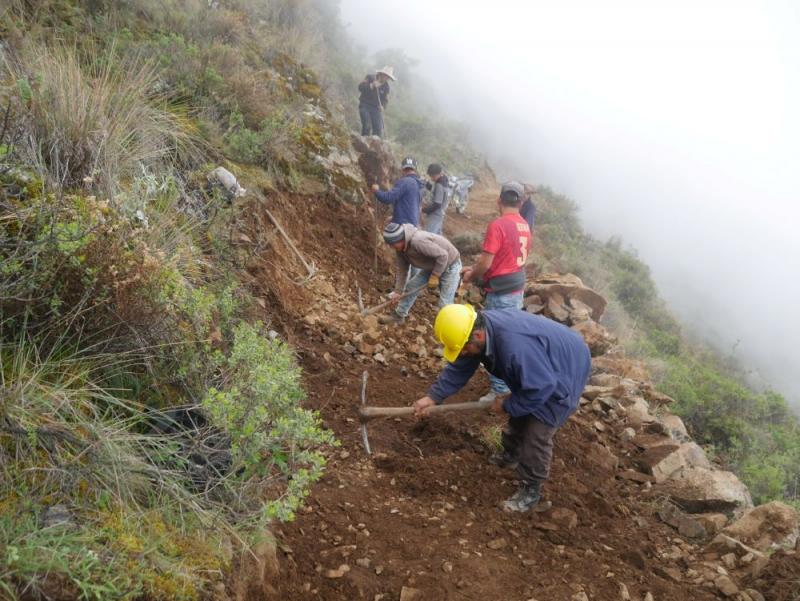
359, 399, 493, 422
360, 284, 427, 316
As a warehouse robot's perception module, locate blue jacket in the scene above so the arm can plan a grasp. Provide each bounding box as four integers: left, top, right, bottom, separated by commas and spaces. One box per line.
375, 174, 424, 226
428, 310, 591, 427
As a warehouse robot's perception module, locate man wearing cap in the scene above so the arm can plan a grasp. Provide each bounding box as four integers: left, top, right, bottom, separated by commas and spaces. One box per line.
379, 222, 462, 325
372, 157, 425, 227
421, 163, 450, 235
358, 66, 396, 138
413, 304, 591, 512
461, 181, 532, 403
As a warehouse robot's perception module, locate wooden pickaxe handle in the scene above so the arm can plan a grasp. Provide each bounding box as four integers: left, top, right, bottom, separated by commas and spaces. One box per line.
359, 399, 493, 422
360, 284, 427, 316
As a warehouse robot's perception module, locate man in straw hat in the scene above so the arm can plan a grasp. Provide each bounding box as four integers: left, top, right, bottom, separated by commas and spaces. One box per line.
358, 66, 396, 138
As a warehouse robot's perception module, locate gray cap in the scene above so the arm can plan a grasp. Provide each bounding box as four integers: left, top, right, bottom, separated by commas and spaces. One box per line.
383, 222, 405, 244
500, 181, 525, 199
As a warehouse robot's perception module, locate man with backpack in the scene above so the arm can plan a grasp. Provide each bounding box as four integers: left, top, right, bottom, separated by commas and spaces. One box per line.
421, 163, 450, 235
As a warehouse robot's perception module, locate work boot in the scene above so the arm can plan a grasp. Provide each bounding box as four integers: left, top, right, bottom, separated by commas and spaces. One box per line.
489, 451, 518, 470
502, 481, 542, 513
378, 312, 405, 325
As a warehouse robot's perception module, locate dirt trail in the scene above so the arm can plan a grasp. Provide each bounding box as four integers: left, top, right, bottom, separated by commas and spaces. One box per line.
264, 186, 722, 601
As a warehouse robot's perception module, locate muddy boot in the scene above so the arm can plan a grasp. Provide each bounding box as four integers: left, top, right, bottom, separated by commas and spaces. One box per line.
502, 481, 542, 513
378, 312, 405, 325
488, 451, 518, 470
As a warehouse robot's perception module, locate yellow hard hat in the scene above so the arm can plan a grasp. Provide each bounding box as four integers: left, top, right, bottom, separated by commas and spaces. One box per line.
434, 304, 477, 363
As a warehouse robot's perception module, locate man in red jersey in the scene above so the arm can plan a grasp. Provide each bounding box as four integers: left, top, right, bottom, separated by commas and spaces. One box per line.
461, 181, 532, 403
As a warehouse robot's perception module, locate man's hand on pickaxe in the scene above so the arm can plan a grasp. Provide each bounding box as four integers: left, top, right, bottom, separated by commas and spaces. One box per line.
413, 396, 435, 419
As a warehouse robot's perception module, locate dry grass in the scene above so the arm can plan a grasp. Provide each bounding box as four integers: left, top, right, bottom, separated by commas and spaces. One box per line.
3, 43, 198, 196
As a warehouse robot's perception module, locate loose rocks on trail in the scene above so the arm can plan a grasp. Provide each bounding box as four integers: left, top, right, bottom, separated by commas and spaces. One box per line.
251, 175, 796, 601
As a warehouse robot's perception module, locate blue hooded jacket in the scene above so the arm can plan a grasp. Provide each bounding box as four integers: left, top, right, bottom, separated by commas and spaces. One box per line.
375, 173, 424, 226
428, 310, 591, 427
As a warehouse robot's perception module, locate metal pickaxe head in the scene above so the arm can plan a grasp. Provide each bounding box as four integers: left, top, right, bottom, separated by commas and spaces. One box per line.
360, 370, 372, 455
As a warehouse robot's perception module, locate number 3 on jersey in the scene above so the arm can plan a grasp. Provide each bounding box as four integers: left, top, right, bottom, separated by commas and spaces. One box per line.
516, 236, 529, 266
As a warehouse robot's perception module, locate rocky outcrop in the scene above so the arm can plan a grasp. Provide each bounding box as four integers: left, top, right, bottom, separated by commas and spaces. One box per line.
571, 319, 616, 356
524, 273, 607, 322
721, 501, 799, 551
665, 467, 753, 513
350, 134, 401, 187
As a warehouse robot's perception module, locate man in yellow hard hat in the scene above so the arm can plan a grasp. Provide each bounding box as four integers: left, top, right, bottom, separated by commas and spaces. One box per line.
413, 304, 591, 512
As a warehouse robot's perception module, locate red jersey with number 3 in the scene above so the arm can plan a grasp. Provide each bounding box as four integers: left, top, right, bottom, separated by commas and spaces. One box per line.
482, 213, 532, 281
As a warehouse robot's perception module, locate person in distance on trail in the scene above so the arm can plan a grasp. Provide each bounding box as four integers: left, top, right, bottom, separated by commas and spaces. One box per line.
378, 223, 462, 325
520, 184, 537, 232
461, 181, 532, 404
358, 66, 395, 138
421, 163, 450, 235
413, 304, 591, 512
372, 156, 425, 227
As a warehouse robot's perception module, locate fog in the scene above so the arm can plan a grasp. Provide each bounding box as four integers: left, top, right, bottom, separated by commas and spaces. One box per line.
340, 0, 800, 406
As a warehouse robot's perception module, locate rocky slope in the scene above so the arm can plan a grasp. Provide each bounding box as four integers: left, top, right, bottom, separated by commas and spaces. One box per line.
228, 138, 799, 601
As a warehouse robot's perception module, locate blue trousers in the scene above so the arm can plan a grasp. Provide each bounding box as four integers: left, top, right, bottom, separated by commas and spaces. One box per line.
359, 104, 384, 137
485, 290, 524, 393
396, 259, 462, 318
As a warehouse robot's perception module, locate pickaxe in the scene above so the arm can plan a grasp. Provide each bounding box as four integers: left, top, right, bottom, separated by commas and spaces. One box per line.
358, 370, 492, 455
356, 284, 427, 316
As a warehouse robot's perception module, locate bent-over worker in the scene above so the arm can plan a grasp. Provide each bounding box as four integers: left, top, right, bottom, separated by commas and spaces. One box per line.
379, 223, 462, 325
413, 305, 591, 512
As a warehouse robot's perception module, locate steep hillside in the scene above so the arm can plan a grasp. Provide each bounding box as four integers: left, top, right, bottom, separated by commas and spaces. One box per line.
258, 177, 798, 601
0, 2, 798, 601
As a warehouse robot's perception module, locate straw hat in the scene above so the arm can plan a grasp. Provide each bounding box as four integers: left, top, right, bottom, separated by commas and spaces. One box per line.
376, 66, 397, 81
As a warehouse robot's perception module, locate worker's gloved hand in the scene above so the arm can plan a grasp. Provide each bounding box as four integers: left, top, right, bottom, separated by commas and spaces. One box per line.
428, 274, 440, 290
413, 396, 436, 418
388, 291, 401, 305
371, 184, 380, 192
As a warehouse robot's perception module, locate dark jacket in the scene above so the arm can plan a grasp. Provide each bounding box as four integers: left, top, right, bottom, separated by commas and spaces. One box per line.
375, 173, 424, 226
428, 310, 591, 427
393, 224, 460, 290
521, 197, 536, 231
422, 178, 450, 217
358, 74, 390, 108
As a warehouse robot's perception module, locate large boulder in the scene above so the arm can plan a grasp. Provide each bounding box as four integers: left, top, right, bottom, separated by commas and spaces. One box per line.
633, 439, 710, 483
313, 146, 364, 203
525, 273, 607, 321
350, 134, 400, 187
571, 320, 617, 356
663, 467, 753, 513
591, 355, 650, 381
658, 413, 690, 442
721, 501, 799, 551
621, 397, 655, 428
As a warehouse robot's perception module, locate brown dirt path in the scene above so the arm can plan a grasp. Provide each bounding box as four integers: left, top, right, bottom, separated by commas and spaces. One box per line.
260, 184, 722, 601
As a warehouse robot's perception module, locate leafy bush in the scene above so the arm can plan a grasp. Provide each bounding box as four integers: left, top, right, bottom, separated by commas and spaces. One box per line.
0, 156, 333, 598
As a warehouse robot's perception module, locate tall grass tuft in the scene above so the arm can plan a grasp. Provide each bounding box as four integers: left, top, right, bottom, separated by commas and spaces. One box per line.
3, 43, 196, 196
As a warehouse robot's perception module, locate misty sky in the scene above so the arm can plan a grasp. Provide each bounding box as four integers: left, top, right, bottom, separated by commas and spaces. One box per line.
340, 0, 800, 405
